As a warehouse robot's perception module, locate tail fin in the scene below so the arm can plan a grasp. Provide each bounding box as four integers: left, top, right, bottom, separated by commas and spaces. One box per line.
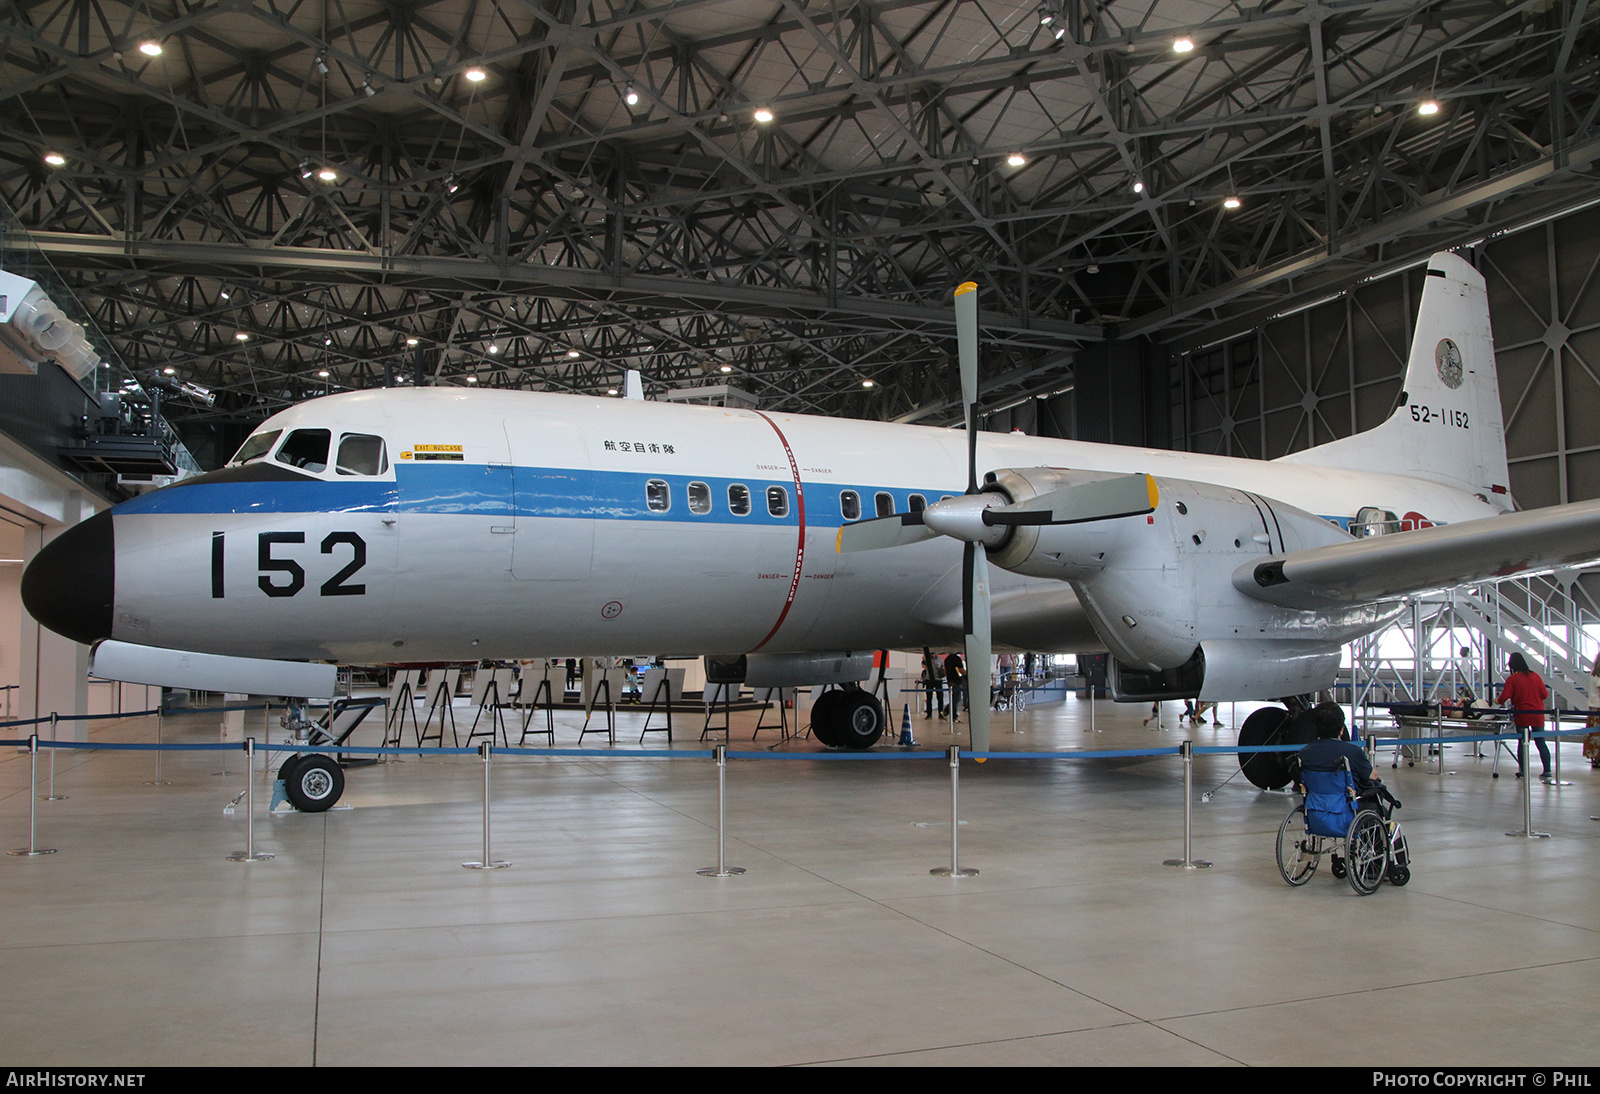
1278, 251, 1511, 511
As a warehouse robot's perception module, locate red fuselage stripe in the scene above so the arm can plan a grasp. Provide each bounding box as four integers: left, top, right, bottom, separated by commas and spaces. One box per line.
750, 411, 805, 651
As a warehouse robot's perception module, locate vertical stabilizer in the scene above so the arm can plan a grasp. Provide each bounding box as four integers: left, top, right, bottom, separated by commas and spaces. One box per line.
1278, 252, 1511, 510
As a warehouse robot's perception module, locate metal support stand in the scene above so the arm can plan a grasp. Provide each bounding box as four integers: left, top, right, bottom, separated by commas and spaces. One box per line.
463, 743, 510, 869
9, 735, 57, 856
1164, 740, 1212, 869
931, 746, 978, 877
145, 706, 171, 786
1507, 725, 1552, 839
227, 739, 274, 862
43, 712, 66, 800
698, 744, 745, 877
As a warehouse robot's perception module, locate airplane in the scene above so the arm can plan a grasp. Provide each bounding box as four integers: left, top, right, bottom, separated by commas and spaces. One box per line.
21, 250, 1600, 810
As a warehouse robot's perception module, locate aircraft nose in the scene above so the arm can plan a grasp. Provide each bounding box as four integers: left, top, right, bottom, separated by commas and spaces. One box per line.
21, 510, 115, 645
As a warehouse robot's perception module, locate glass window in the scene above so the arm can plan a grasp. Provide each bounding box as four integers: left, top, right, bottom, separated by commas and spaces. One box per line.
728, 484, 751, 516
839, 490, 861, 521
336, 433, 388, 476
275, 428, 331, 472
687, 481, 712, 515
232, 429, 281, 465
646, 479, 671, 512
875, 491, 894, 517
766, 486, 789, 518
908, 494, 926, 513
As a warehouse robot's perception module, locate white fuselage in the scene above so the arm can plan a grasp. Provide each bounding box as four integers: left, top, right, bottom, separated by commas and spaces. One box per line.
106, 388, 1498, 664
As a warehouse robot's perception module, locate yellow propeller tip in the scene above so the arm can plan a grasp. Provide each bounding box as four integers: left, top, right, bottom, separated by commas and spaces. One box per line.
1145, 474, 1159, 509
955, 282, 977, 296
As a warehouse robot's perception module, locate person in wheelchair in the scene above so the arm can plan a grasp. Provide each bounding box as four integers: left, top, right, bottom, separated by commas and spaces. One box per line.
1289, 702, 1402, 860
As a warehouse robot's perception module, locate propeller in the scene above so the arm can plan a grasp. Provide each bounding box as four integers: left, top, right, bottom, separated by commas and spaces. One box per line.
834, 282, 1159, 753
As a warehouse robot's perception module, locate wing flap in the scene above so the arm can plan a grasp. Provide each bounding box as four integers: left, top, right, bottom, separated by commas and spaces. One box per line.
1232, 498, 1600, 609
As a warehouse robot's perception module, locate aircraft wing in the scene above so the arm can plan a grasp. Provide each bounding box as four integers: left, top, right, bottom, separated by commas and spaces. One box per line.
1234, 498, 1600, 610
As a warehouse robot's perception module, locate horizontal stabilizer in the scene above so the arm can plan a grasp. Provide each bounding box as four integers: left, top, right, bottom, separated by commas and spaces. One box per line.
1233, 499, 1600, 610
90, 639, 338, 698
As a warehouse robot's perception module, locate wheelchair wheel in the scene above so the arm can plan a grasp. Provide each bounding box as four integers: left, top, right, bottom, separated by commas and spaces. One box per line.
1276, 806, 1320, 886
1386, 823, 1411, 887
1346, 809, 1390, 895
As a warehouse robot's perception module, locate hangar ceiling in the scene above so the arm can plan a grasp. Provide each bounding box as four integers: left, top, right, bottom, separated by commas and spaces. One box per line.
1, 0, 1598, 447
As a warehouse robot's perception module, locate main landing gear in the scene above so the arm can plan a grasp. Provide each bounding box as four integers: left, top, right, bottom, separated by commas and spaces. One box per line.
277, 753, 345, 812
809, 687, 886, 749
1237, 700, 1317, 790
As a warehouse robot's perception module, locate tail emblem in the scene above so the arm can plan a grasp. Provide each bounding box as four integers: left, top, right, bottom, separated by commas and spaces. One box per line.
1435, 339, 1464, 389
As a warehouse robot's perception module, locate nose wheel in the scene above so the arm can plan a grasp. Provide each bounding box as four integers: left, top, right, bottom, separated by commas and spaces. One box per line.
277, 754, 345, 812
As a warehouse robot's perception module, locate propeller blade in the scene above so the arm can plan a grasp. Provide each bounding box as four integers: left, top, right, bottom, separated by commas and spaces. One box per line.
985, 473, 1158, 527
837, 512, 935, 553
955, 281, 979, 495
966, 540, 992, 754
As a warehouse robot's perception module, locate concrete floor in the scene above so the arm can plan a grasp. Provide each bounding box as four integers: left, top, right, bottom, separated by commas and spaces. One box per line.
3, 691, 1597, 1066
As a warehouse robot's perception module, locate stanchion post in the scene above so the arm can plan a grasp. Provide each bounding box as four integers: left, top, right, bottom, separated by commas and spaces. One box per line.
1507, 724, 1551, 839
227, 738, 274, 862
8, 734, 57, 857
463, 742, 510, 869
698, 744, 745, 877
43, 712, 66, 801
1164, 741, 1212, 869
931, 745, 977, 877
1549, 708, 1571, 786
146, 702, 171, 786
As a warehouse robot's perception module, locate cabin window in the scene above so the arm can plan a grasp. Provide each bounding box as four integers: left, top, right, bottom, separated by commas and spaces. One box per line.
728, 484, 751, 516
232, 430, 281, 465
276, 429, 331, 472
646, 479, 671, 512
908, 494, 926, 513
875, 491, 895, 517
839, 490, 861, 521
687, 481, 712, 515
767, 486, 789, 518
336, 433, 388, 476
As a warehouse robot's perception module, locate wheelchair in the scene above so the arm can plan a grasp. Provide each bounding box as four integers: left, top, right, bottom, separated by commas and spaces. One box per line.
1276, 761, 1410, 895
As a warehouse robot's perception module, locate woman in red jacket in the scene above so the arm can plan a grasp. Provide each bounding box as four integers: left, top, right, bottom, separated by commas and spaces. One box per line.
1498, 653, 1552, 780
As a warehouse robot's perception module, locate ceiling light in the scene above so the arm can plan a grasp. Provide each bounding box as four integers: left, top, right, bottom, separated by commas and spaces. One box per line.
138, 40, 162, 57
318, 369, 330, 378
299, 161, 314, 179
445, 174, 459, 194
234, 332, 249, 342
315, 54, 329, 76
1132, 180, 1145, 193
464, 67, 486, 83
1223, 195, 1242, 209
162, 367, 176, 375
1053, 25, 1066, 40
406, 337, 419, 347
753, 108, 774, 124
219, 289, 230, 299
719, 364, 733, 373
862, 379, 875, 388
43, 151, 65, 166
1418, 100, 1440, 116
324, 337, 333, 346
1006, 153, 1027, 167
606, 388, 618, 395
362, 79, 376, 97
623, 85, 639, 107
1173, 36, 1195, 53
317, 167, 337, 182
1085, 264, 1099, 274
465, 375, 478, 383
1039, 5, 1054, 25
567, 349, 580, 358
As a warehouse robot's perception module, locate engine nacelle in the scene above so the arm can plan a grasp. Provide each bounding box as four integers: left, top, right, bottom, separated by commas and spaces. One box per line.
982, 468, 1401, 698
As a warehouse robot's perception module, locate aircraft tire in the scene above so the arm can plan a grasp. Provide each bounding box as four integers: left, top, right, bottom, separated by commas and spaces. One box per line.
1237, 706, 1315, 790
278, 754, 307, 786
836, 691, 885, 750
284, 753, 344, 812
810, 690, 848, 747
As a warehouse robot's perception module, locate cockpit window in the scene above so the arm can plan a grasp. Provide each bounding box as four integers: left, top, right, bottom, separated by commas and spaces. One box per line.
232, 430, 281, 465
275, 429, 331, 472
336, 433, 388, 476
